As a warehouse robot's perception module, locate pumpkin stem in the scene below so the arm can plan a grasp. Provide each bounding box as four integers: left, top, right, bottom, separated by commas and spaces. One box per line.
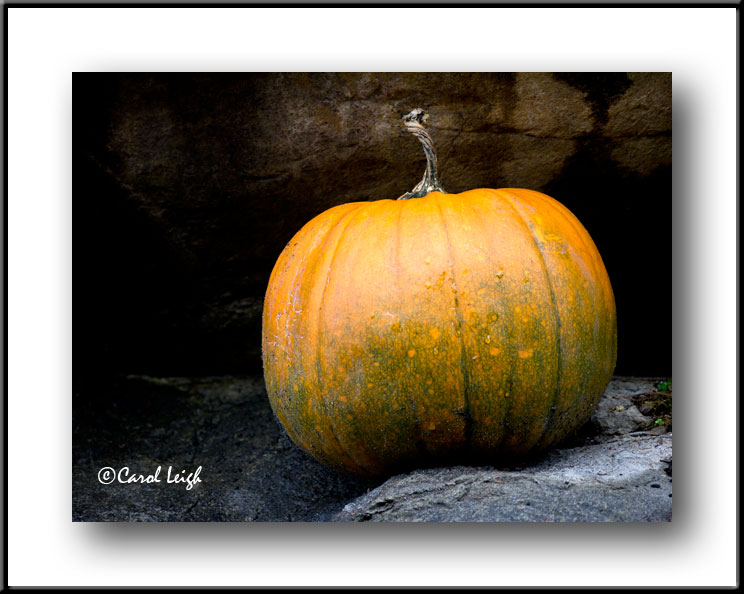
397, 108, 447, 200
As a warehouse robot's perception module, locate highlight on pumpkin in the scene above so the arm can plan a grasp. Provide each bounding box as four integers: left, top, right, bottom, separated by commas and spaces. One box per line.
261, 108, 617, 477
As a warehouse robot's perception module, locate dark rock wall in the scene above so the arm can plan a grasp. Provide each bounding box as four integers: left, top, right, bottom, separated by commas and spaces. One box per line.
74, 72, 671, 384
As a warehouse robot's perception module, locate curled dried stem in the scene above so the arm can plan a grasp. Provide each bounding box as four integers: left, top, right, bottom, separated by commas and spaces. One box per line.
397, 108, 446, 200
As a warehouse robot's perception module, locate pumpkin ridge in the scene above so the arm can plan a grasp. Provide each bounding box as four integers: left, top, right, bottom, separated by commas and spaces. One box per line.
263, 202, 361, 469
314, 202, 375, 475
496, 191, 564, 453
524, 190, 617, 411
450, 190, 516, 452
539, 193, 617, 346
448, 190, 518, 454
433, 193, 473, 451
393, 199, 427, 455
532, 191, 613, 319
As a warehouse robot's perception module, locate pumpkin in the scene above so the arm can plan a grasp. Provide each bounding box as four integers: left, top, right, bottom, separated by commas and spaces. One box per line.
262, 108, 616, 477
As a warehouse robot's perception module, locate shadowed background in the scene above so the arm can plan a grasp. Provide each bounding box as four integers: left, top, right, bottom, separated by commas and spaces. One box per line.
74, 72, 671, 389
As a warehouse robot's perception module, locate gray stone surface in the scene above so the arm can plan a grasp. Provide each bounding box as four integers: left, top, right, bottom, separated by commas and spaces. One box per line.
73, 375, 671, 522
333, 433, 672, 522
591, 377, 660, 437
73, 375, 377, 521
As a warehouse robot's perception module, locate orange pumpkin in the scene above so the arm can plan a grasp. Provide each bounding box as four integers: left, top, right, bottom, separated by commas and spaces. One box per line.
262, 109, 616, 476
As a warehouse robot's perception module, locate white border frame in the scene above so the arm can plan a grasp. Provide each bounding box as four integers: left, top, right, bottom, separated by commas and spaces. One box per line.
6, 6, 738, 588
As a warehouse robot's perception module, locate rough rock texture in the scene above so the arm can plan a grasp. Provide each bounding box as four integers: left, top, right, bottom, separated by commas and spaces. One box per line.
73, 376, 671, 522
75, 73, 671, 379
333, 434, 672, 522
73, 375, 377, 521
591, 376, 661, 436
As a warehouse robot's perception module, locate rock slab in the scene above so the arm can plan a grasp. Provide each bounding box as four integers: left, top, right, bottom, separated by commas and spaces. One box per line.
333, 433, 672, 522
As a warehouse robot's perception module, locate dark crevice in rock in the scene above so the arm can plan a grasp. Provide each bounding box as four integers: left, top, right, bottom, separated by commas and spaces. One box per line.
553, 72, 633, 128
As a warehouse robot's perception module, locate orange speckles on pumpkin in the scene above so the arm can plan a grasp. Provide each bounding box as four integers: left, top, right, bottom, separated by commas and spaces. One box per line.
408, 349, 417, 358
429, 328, 441, 340
518, 348, 534, 359
489, 347, 501, 356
